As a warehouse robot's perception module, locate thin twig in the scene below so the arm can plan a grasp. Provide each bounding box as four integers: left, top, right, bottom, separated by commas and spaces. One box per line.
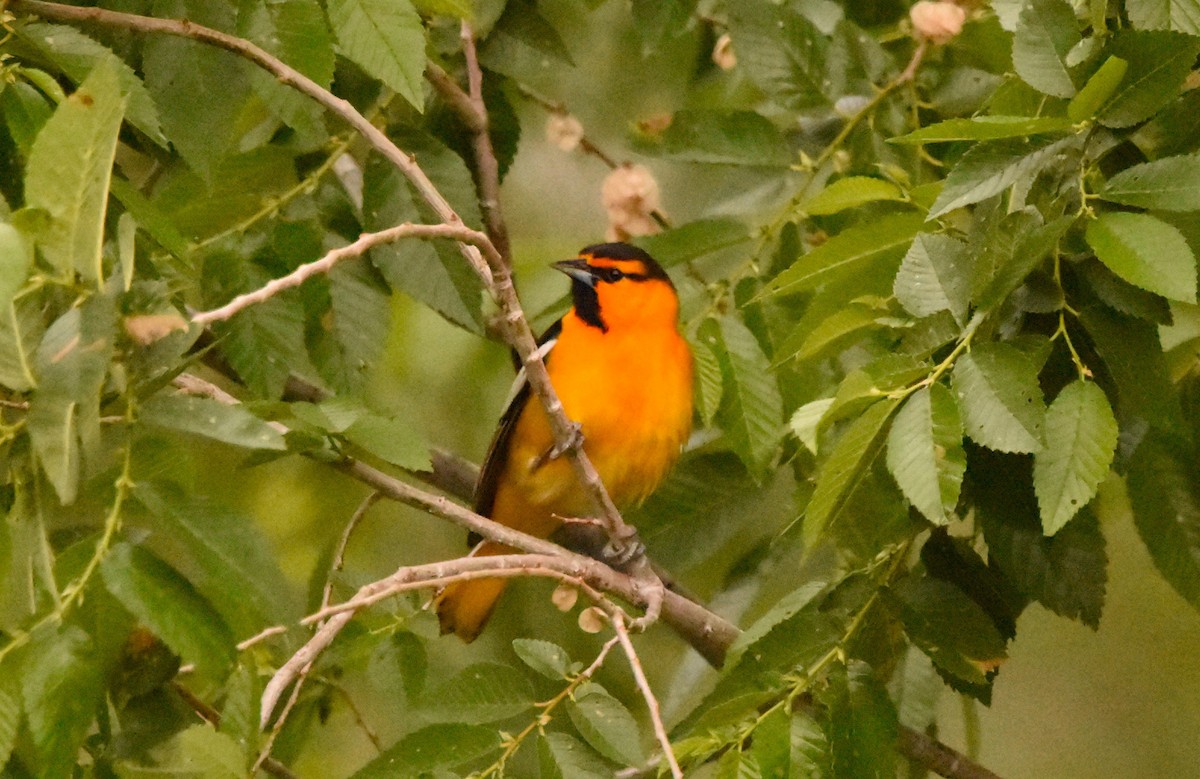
459, 21, 511, 262
322, 492, 381, 612
612, 614, 682, 779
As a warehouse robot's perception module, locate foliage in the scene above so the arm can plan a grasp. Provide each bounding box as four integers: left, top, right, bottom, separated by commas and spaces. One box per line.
0, 0, 1199, 776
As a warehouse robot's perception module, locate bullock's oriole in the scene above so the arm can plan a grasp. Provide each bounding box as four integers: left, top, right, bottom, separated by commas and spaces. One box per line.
436, 243, 693, 640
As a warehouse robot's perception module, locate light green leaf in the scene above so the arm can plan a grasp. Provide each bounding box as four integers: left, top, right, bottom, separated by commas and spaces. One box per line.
567, 683, 644, 765
101, 543, 236, 679
789, 397, 834, 454
117, 212, 136, 291
1099, 30, 1200, 128
1085, 212, 1197, 303
703, 316, 784, 479
420, 662, 533, 724
351, 724, 501, 778
343, 412, 431, 471
21, 624, 105, 779
1128, 434, 1200, 611
635, 218, 752, 267
1128, 0, 1200, 36
952, 343, 1045, 453
23, 61, 125, 282
779, 301, 886, 364
0, 223, 31, 308
512, 638, 572, 679
929, 136, 1077, 217
328, 0, 425, 110
149, 726, 246, 779
652, 109, 792, 167
1013, 0, 1081, 97
804, 398, 900, 542
140, 394, 287, 451
539, 732, 613, 779
0, 661, 18, 768
890, 115, 1074, 144
0, 298, 43, 392
886, 384, 966, 525
691, 335, 724, 426
1034, 381, 1118, 535
762, 212, 925, 297
1099, 154, 1200, 211
1067, 56, 1129, 121
802, 176, 904, 215
894, 233, 972, 325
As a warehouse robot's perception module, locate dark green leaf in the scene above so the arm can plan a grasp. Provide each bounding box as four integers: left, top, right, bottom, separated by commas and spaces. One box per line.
929, 136, 1077, 217
21, 624, 105, 779
1, 81, 53, 155
512, 637, 572, 679
631, 0, 696, 54
704, 316, 784, 479
728, 0, 835, 110
1012, 0, 1082, 97
747, 704, 791, 779
1034, 381, 1118, 535
216, 277, 308, 400
1099, 154, 1200, 211
351, 724, 501, 777
312, 257, 391, 394
568, 683, 645, 765
1099, 30, 1200, 128
890, 115, 1074, 144
23, 61, 125, 281
893, 233, 971, 325
1079, 305, 1180, 430
778, 299, 888, 364
1127, 433, 1200, 611
823, 662, 898, 779
1086, 212, 1197, 303
952, 343, 1045, 454
327, 0, 425, 109
478, 0, 575, 75
420, 662, 533, 724
974, 213, 1075, 311
140, 394, 287, 451
888, 576, 1008, 686
238, 0, 334, 138
101, 543, 236, 679
886, 384, 965, 525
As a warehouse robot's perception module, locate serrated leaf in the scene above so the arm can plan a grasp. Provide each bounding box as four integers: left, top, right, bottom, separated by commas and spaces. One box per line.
24, 62, 125, 282
823, 663, 898, 779
802, 176, 903, 215
1079, 305, 1180, 430
804, 399, 901, 542
1128, 433, 1200, 610
635, 218, 752, 267
0, 223, 31, 309
328, 0, 425, 110
790, 398, 834, 454
1128, 0, 1200, 32
728, 0, 835, 110
343, 412, 430, 470
886, 385, 965, 525
952, 344, 1045, 453
890, 115, 1074, 144
313, 257, 391, 394
653, 109, 792, 167
21, 624, 105, 779
568, 683, 644, 765
762, 212, 925, 298
703, 316, 783, 479
888, 576, 1008, 685
512, 638, 572, 679
727, 581, 827, 667
151, 725, 246, 778
929, 136, 1077, 217
1013, 0, 1081, 97
140, 394, 286, 451
421, 662, 533, 724
1, 81, 53, 155
478, 0, 575, 75
974, 213, 1075, 311
16, 22, 165, 145
101, 543, 236, 679
894, 233, 971, 325
351, 724, 501, 778
1068, 56, 1129, 121
216, 279, 308, 400
1086, 212, 1197, 303
691, 335, 724, 426
1099, 154, 1200, 211
539, 732, 613, 779
779, 302, 885, 364
1099, 30, 1200, 128
1034, 381, 1118, 535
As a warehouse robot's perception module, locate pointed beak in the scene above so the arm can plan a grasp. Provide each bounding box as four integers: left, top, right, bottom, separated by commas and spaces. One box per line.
552, 259, 596, 287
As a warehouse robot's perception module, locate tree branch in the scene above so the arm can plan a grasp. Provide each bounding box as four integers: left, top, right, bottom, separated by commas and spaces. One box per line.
613, 614, 682, 779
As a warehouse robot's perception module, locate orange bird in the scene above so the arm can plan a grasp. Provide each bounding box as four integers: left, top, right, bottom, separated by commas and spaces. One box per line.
436, 243, 694, 640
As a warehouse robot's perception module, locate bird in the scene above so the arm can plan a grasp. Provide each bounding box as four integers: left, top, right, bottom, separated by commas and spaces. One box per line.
435, 242, 694, 641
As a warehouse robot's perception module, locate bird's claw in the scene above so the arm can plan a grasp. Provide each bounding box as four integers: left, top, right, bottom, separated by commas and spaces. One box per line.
548, 421, 583, 460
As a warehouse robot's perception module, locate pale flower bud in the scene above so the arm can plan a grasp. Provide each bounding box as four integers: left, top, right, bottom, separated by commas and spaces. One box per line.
601, 163, 662, 242
712, 33, 737, 70
123, 312, 189, 345
910, 1, 966, 45
545, 112, 584, 152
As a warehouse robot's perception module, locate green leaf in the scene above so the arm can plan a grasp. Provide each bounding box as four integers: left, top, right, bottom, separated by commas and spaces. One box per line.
328, 0, 426, 110
651, 109, 792, 167
893, 232, 972, 325
822, 662, 898, 779
1085, 212, 1197, 303
1034, 381, 1118, 535
728, 0, 834, 110
928, 136, 1077, 217
312, 257, 392, 394
1099, 154, 1200, 211
16, 22, 165, 145
148, 725, 246, 779
216, 275, 308, 400
539, 732, 613, 779
762, 212, 925, 298
23, 61, 125, 282
0, 223, 31, 308
21, 624, 105, 779
1067, 56, 1129, 121
778, 300, 887, 364
802, 176, 904, 215
703, 316, 784, 479
1128, 433, 1200, 610
952, 343, 1045, 453
888, 576, 1008, 686
891, 116, 1074, 144
1012, 0, 1082, 97
1128, 0, 1200, 33
790, 398, 835, 454
343, 412, 431, 470
512, 638, 572, 679
1, 81, 53, 155
631, 0, 697, 53
804, 399, 901, 542
478, 0, 575, 76
351, 724, 501, 778
420, 662, 533, 724
746, 704, 791, 779
727, 580, 827, 667
0, 660, 19, 768
140, 394, 287, 451
0, 298, 42, 392
691, 335, 724, 426
635, 218, 752, 267
886, 385, 965, 525
974, 213, 1075, 311
1099, 30, 1200, 128
568, 683, 645, 765
101, 543, 236, 679
1079, 305, 1180, 429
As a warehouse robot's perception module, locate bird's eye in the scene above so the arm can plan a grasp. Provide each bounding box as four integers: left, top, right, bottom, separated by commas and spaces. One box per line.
602, 267, 624, 282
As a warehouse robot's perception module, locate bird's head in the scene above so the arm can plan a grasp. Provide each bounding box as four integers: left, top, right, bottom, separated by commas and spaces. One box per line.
553, 243, 678, 333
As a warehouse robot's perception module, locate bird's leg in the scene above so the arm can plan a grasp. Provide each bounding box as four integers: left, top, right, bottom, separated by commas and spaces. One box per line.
602, 526, 645, 570
531, 421, 584, 470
